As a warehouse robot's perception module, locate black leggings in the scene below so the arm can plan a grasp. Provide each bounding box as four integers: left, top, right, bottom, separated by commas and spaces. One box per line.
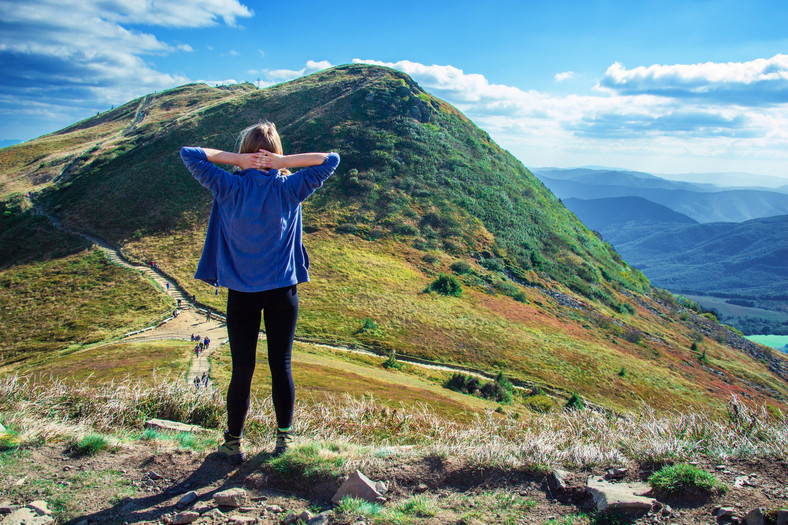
225, 285, 298, 437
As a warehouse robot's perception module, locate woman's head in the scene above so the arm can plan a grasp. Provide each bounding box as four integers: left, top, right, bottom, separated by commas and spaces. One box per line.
237, 121, 283, 155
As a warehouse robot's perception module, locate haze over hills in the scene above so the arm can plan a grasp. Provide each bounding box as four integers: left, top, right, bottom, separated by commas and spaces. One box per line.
2, 64, 787, 414
533, 167, 788, 223
540, 167, 788, 334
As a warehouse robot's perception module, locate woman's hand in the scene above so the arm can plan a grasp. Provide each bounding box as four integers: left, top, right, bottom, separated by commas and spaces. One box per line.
234, 153, 257, 171
252, 149, 285, 170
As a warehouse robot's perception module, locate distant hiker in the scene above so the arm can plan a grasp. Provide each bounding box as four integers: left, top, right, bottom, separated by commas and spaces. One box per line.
201, 372, 208, 386
178, 298, 182, 307
193, 376, 200, 388
181, 121, 339, 464
166, 282, 170, 291
193, 294, 196, 303
204, 337, 210, 348
215, 283, 219, 295
206, 309, 211, 321
190, 333, 195, 341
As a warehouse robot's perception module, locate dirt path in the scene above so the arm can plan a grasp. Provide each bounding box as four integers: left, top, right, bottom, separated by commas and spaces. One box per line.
34, 204, 573, 401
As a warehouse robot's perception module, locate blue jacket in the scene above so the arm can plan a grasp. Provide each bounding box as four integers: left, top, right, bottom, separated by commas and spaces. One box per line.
180, 147, 340, 292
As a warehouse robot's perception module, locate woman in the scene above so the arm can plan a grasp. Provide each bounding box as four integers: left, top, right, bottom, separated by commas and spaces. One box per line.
180, 121, 339, 463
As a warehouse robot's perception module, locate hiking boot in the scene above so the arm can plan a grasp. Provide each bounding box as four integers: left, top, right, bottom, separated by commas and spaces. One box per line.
217, 431, 246, 464
273, 430, 294, 457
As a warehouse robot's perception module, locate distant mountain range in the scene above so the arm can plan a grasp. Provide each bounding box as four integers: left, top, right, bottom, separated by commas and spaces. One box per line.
533, 168, 788, 306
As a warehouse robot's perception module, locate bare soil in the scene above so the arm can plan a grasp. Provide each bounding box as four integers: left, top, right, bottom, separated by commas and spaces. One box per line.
2, 440, 787, 525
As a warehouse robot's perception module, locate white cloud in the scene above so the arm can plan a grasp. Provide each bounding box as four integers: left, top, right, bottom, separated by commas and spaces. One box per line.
0, 0, 254, 139
598, 55, 788, 105
348, 58, 788, 177
264, 60, 333, 82
554, 71, 574, 82
96, 0, 253, 27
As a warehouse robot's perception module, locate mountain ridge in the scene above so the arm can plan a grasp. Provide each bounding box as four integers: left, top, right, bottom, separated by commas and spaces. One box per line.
2, 64, 787, 413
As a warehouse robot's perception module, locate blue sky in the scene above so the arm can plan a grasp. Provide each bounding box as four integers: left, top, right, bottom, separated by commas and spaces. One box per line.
1, 0, 787, 181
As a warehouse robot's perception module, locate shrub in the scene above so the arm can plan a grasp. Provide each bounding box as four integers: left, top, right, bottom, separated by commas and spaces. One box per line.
358, 318, 378, 334
394, 223, 419, 236
618, 367, 626, 377
336, 223, 358, 235
422, 253, 439, 264
430, 273, 462, 297
480, 257, 505, 273
450, 261, 472, 274
382, 352, 402, 370
565, 392, 585, 411
649, 464, 725, 495
621, 328, 642, 343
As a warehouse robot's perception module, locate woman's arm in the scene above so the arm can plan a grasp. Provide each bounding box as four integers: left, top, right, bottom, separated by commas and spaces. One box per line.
202, 148, 258, 171
253, 151, 329, 171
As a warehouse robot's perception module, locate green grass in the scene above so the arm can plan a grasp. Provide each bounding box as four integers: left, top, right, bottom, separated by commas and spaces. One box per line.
3, 63, 788, 418
267, 442, 349, 479
18, 340, 192, 383
0, 247, 172, 367
648, 463, 726, 495
70, 433, 111, 456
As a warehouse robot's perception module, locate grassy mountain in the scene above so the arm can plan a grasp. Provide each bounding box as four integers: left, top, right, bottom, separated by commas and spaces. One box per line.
2, 64, 788, 414
533, 167, 788, 223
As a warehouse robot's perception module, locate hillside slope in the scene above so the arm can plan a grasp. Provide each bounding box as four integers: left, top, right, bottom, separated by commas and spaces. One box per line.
2, 64, 788, 413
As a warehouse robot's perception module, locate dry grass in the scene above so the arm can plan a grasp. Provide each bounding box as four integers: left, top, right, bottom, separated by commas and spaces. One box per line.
1, 376, 785, 472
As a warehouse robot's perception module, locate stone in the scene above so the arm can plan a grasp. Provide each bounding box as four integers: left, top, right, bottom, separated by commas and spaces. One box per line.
777, 509, 788, 525
0, 503, 21, 515
716, 465, 726, 470
214, 487, 247, 507
606, 468, 628, 479
332, 470, 384, 504
415, 483, 429, 493
662, 504, 673, 517
375, 481, 388, 494
298, 510, 314, 522
308, 511, 332, 525
585, 476, 656, 515
172, 511, 200, 524
144, 418, 208, 434
239, 506, 257, 513
203, 508, 224, 519
146, 471, 163, 480
735, 476, 754, 488
230, 517, 257, 524
191, 501, 212, 514
265, 504, 283, 513
548, 469, 570, 491
28, 501, 52, 516
2, 506, 55, 525
177, 491, 198, 508
282, 513, 298, 525
744, 508, 764, 525
717, 507, 735, 518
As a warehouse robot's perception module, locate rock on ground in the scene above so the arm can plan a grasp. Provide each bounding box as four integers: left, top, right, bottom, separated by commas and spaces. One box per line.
144, 418, 208, 433
214, 487, 248, 507
332, 470, 385, 504
585, 475, 655, 514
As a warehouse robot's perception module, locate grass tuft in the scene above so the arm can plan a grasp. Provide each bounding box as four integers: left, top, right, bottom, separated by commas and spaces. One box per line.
648, 463, 725, 495
267, 442, 348, 479
71, 433, 111, 456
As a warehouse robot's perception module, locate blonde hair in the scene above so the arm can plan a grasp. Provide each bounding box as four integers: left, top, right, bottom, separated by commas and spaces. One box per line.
237, 121, 289, 174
